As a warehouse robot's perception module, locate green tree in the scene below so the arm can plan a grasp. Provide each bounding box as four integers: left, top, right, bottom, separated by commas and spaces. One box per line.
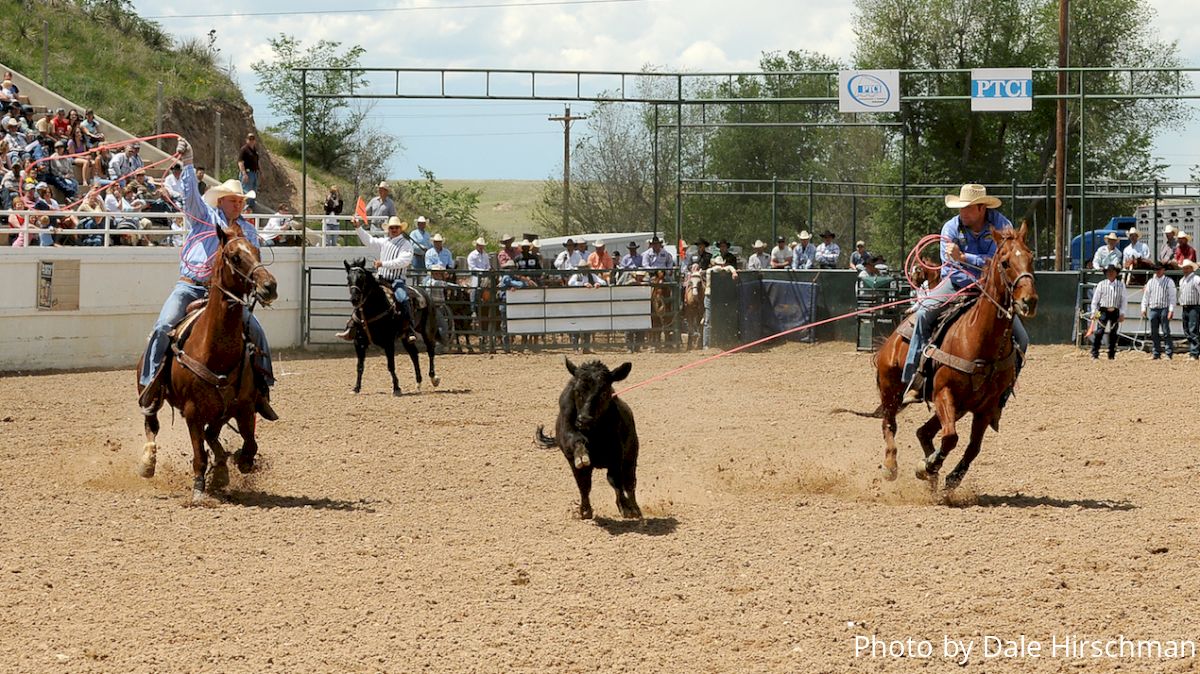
400, 168, 483, 251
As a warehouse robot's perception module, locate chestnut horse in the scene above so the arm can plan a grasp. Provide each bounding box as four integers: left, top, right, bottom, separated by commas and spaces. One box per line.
681, 270, 705, 351
874, 223, 1038, 491
136, 225, 279, 500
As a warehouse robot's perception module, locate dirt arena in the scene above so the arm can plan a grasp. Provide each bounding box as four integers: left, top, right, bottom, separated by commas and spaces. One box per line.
1, 342, 1197, 672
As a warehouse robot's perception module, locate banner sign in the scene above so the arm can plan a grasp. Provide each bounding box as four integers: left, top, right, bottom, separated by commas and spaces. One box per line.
839, 70, 900, 113
971, 68, 1033, 111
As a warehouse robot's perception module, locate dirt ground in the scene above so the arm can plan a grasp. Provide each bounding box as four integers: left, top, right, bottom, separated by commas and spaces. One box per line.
1, 342, 1198, 673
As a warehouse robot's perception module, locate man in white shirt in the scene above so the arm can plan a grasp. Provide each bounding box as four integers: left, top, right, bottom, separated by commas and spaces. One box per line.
745, 240, 770, 270
336, 216, 417, 342
1178, 260, 1200, 359
792, 231, 816, 270
1122, 227, 1151, 269
260, 207, 296, 247
1092, 232, 1123, 269
1141, 261, 1177, 359
1090, 264, 1126, 360
555, 239, 585, 270
162, 163, 185, 204
769, 235, 791, 269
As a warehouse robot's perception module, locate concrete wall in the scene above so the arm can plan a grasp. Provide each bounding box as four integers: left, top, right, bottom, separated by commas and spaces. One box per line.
0, 247, 352, 372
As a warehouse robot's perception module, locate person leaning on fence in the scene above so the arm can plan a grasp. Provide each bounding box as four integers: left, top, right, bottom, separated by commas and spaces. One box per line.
530, 240, 546, 269
1174, 231, 1196, 266
410, 216, 432, 272
902, 184, 1029, 406
703, 255, 738, 349
791, 231, 816, 270
641, 235, 674, 269
516, 239, 541, 285
497, 234, 519, 267
619, 241, 641, 270
567, 262, 605, 353
716, 239, 738, 269
555, 238, 584, 270
1092, 231, 1123, 270
1178, 260, 1200, 360
1159, 225, 1179, 267
425, 233, 454, 271
814, 230, 840, 269
336, 216, 420, 344
322, 185, 343, 247
1142, 261, 1177, 359
424, 263, 461, 339
1122, 227, 1152, 269
850, 240, 874, 271
746, 240, 771, 270
1090, 263, 1126, 360
769, 235, 791, 269
857, 255, 891, 289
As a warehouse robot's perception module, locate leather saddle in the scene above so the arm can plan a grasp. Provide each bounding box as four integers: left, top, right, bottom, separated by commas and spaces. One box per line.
381, 284, 429, 311
897, 293, 1017, 394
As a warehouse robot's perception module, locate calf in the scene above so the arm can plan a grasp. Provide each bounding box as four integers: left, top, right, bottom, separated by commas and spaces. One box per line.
536, 358, 642, 519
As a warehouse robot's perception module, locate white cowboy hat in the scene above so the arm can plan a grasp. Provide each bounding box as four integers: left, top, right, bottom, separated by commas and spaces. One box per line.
519, 239, 533, 247
416, 216, 428, 224
384, 216, 408, 233
1127, 227, 1140, 236
944, 183, 1002, 209
474, 237, 487, 246
575, 262, 592, 269
203, 179, 249, 207
1104, 232, 1119, 242
1164, 225, 1178, 235
1178, 231, 1191, 240
752, 240, 766, 249
593, 240, 606, 247
1183, 260, 1198, 271
377, 181, 390, 191
856, 240, 866, 247
431, 233, 444, 242
531, 239, 541, 249
429, 263, 447, 271
797, 230, 811, 240
500, 233, 514, 243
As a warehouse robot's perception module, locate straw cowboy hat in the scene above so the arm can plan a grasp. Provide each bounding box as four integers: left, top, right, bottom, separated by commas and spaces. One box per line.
1104, 232, 1119, 242
944, 183, 1002, 209
474, 237, 487, 246
797, 230, 812, 240
429, 263, 447, 271
500, 233, 514, 243
1127, 227, 1140, 237
593, 239, 606, 247
752, 239, 766, 249
1177, 231, 1191, 241
384, 216, 408, 232
1164, 225, 1177, 235
416, 216, 428, 224
431, 233, 444, 242
519, 239, 533, 247
1182, 260, 1198, 271
203, 179, 250, 207
377, 181, 390, 191
531, 240, 541, 249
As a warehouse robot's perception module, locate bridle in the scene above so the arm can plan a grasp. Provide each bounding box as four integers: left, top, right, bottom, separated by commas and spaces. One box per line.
216, 243, 268, 310
967, 238, 1034, 320
347, 267, 395, 342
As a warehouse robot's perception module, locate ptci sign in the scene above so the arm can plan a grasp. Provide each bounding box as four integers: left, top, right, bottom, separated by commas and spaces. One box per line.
971, 68, 1034, 112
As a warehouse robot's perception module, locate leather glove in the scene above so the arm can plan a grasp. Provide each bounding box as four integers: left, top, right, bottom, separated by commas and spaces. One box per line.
175, 137, 193, 164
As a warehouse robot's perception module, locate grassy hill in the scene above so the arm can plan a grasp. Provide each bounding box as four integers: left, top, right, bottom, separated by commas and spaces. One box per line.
441, 179, 545, 237
0, 0, 242, 134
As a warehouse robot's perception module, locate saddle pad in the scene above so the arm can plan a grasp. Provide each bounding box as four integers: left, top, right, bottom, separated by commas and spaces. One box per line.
928, 293, 978, 349
168, 307, 206, 347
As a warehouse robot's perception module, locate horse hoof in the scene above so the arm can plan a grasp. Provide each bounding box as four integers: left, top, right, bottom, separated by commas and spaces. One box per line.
944, 475, 963, 491
392, 388, 402, 397
209, 464, 230, 491
914, 466, 936, 482
573, 453, 591, 470
352, 387, 361, 394
191, 488, 207, 503
138, 442, 157, 478
880, 464, 898, 482
431, 376, 441, 388
579, 507, 594, 520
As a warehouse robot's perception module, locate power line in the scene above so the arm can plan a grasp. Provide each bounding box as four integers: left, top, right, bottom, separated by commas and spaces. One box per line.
400, 130, 560, 138
144, 0, 647, 20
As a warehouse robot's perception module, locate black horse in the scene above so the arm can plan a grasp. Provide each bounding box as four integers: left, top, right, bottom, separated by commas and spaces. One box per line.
343, 258, 442, 395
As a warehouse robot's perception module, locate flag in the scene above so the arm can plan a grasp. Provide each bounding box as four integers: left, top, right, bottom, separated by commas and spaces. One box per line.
353, 197, 367, 226
678, 238, 687, 261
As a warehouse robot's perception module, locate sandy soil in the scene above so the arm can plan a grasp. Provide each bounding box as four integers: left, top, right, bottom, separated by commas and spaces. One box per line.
1, 342, 1197, 673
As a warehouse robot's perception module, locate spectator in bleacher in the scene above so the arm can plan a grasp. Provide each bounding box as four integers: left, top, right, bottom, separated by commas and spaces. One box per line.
1122, 228, 1151, 269
641, 235, 674, 269
746, 240, 770, 270
194, 166, 208, 195
1159, 225, 1179, 266
31, 182, 61, 246
703, 255, 738, 349
237, 132, 260, 208
497, 234, 519, 267
45, 139, 78, 199
1142, 261, 1177, 359
716, 239, 738, 269
162, 163, 185, 204
815, 229, 840, 268
1174, 231, 1196, 265
684, 238, 712, 271
322, 185, 342, 246
259, 206, 296, 247
66, 125, 91, 184
76, 190, 106, 246
1091, 231, 1122, 269
1178, 260, 1200, 360
48, 109, 70, 138
850, 240, 875, 271
80, 109, 104, 148
409, 215, 432, 272
516, 239, 541, 284
26, 134, 51, 166
0, 78, 16, 104
426, 233, 454, 270
588, 239, 614, 282
0, 159, 20, 209
34, 111, 53, 136
769, 235, 791, 269
88, 147, 113, 188
792, 230, 816, 269
365, 181, 395, 229
1, 104, 23, 136
1090, 264, 1126, 360
619, 241, 641, 270
108, 142, 144, 186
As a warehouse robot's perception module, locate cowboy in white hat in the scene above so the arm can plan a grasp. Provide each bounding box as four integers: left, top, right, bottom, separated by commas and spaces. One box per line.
497, 234, 519, 268
850, 239, 874, 271
1178, 259, 1200, 359
410, 215, 432, 272
1174, 230, 1196, 268
467, 236, 491, 273
1159, 225, 1179, 266
137, 137, 278, 421
335, 215, 420, 343
1092, 231, 1124, 270
746, 239, 771, 270
587, 239, 614, 282
424, 232, 453, 271
791, 230, 815, 270
1122, 227, 1151, 269
364, 181, 396, 230
902, 183, 1029, 405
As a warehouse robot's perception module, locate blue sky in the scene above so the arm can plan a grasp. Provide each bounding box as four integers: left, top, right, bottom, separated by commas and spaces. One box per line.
133, 0, 1200, 182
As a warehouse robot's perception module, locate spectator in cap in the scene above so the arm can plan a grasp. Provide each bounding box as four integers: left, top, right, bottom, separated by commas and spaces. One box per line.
587, 239, 614, 282
850, 240, 875, 271
410, 215, 433, 272
1178, 260, 1200, 359
815, 229, 840, 268
1159, 225, 1179, 266
44, 139, 78, 199
1092, 231, 1123, 270
497, 234, 519, 268
857, 255, 892, 288
746, 240, 770, 270
791, 230, 816, 270
425, 232, 453, 271
365, 182, 396, 229
641, 235, 674, 269
1141, 261, 1177, 359
770, 235, 791, 269
1089, 264, 1126, 360
1174, 231, 1196, 265
555, 238, 585, 270
1122, 227, 1151, 269
237, 132, 259, 208
108, 142, 144, 187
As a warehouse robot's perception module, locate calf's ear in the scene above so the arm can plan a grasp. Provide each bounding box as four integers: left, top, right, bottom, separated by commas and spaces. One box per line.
565, 357, 577, 376
610, 362, 632, 382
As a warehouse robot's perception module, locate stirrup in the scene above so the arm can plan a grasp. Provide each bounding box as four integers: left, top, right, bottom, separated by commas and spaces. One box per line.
335, 327, 355, 341
902, 372, 925, 404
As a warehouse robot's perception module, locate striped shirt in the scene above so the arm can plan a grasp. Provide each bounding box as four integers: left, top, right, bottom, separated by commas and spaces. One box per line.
356, 228, 413, 281
1090, 278, 1126, 317
1141, 273, 1177, 311
1179, 273, 1200, 306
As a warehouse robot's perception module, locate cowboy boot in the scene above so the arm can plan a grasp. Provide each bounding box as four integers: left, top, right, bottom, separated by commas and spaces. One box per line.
902, 371, 925, 405
399, 300, 418, 343
254, 369, 279, 422
998, 350, 1025, 410
335, 317, 356, 341
138, 366, 167, 415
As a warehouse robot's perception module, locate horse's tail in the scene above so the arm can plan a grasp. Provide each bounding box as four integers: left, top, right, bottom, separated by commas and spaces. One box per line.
534, 425, 558, 449
831, 404, 886, 419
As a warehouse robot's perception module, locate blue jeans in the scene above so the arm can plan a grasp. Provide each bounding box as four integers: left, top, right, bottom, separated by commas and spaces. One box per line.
1148, 306, 1173, 356
903, 278, 1029, 382
703, 295, 712, 348
1183, 305, 1200, 357
45, 175, 77, 199
390, 277, 409, 303
243, 170, 258, 207
139, 281, 274, 387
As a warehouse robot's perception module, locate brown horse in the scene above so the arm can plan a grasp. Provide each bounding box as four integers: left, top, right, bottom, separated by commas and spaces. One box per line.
681, 270, 705, 351
648, 270, 674, 348
873, 223, 1037, 491
136, 225, 279, 500
475, 274, 502, 354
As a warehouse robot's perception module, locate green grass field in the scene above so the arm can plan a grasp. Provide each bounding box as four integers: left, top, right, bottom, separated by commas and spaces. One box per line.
441, 179, 545, 238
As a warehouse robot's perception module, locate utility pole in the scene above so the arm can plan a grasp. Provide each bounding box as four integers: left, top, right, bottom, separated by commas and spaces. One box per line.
1054, 0, 1069, 271
549, 105, 587, 234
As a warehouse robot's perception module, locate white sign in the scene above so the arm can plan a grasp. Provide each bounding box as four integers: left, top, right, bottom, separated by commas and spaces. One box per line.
839, 70, 900, 113
971, 68, 1033, 111
506, 286, 652, 334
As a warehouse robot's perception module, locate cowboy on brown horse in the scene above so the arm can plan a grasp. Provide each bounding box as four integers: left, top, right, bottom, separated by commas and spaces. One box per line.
901, 184, 1030, 406
136, 138, 278, 422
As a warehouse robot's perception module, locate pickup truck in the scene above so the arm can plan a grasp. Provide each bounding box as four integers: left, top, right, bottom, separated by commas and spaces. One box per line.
1069, 216, 1137, 269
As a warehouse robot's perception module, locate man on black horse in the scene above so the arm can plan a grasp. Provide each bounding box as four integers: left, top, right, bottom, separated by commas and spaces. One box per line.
336, 215, 420, 343
902, 184, 1029, 405
136, 137, 277, 421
